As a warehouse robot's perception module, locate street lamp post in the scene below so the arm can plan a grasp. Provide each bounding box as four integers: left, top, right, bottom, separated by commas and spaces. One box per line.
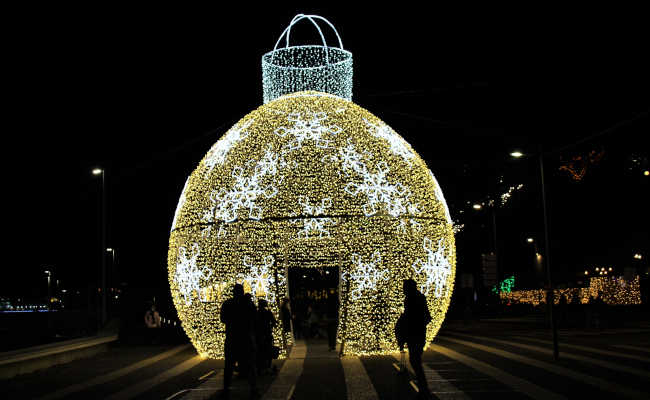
93, 168, 107, 330
44, 270, 52, 308
512, 149, 559, 360
106, 247, 116, 315
526, 238, 543, 286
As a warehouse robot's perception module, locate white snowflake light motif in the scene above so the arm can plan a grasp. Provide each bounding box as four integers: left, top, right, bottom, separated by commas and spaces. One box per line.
345, 160, 418, 218
291, 196, 335, 238
274, 112, 341, 151
175, 243, 212, 305
364, 118, 415, 165
397, 216, 422, 234
240, 255, 276, 302
412, 237, 452, 298
204, 119, 254, 175
429, 170, 452, 224
203, 148, 284, 224
342, 252, 388, 300
335, 139, 367, 175
171, 176, 190, 232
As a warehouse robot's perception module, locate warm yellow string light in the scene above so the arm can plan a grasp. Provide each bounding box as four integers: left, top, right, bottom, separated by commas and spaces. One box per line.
500, 276, 641, 306
168, 92, 455, 358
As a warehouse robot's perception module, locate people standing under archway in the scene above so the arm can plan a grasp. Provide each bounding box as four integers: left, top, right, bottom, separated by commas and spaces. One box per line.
256, 298, 277, 375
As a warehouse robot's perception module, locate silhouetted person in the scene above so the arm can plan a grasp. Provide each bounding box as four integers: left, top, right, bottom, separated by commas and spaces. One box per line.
280, 297, 292, 339
244, 293, 256, 311
144, 303, 161, 344
396, 279, 432, 399
256, 299, 277, 375
219, 284, 258, 399
325, 292, 339, 351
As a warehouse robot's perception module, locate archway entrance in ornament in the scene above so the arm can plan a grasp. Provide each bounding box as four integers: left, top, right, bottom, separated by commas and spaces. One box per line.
287, 265, 339, 339
278, 238, 344, 342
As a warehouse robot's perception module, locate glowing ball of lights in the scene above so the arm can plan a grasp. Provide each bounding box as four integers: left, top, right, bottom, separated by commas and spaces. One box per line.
168, 91, 455, 357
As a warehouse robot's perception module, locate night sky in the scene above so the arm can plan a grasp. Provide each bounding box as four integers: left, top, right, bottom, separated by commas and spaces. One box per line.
7, 6, 649, 304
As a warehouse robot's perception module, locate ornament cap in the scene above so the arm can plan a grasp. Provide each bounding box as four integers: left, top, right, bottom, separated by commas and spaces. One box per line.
262, 14, 353, 103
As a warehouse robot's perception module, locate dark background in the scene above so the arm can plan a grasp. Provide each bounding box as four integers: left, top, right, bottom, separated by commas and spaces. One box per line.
6, 5, 649, 307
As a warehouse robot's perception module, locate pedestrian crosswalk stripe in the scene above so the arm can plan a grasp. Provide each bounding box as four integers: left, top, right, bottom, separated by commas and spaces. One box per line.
198, 370, 215, 381
179, 370, 225, 399
391, 352, 471, 400
106, 355, 204, 400
448, 332, 650, 378
262, 340, 306, 400
35, 344, 192, 400
512, 335, 650, 363
341, 356, 379, 400
429, 343, 567, 400
437, 336, 646, 398
612, 344, 650, 354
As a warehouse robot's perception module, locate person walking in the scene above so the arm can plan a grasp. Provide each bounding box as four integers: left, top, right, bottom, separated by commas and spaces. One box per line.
396, 279, 432, 399
256, 299, 277, 375
219, 284, 259, 399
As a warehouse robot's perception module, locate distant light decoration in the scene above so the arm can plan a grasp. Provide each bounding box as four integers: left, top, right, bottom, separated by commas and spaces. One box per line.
168, 92, 455, 358
500, 276, 641, 306
492, 275, 515, 294
262, 15, 352, 104
558, 149, 605, 181
500, 184, 524, 206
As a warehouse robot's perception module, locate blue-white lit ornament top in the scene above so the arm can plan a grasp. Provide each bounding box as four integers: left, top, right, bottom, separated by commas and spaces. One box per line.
262, 14, 353, 103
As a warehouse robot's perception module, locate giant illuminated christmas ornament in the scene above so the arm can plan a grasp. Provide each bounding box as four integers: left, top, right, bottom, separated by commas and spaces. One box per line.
168, 14, 455, 358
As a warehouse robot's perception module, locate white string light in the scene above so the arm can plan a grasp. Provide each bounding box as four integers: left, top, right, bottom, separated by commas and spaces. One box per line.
274, 112, 341, 151
204, 119, 254, 175
175, 243, 212, 305
290, 196, 335, 238
262, 15, 353, 103
240, 255, 277, 302
363, 118, 416, 165
412, 237, 452, 297
171, 176, 190, 232
342, 252, 388, 300
203, 148, 285, 224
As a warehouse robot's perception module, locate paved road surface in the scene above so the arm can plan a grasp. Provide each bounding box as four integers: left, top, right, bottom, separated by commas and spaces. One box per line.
2, 324, 649, 399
